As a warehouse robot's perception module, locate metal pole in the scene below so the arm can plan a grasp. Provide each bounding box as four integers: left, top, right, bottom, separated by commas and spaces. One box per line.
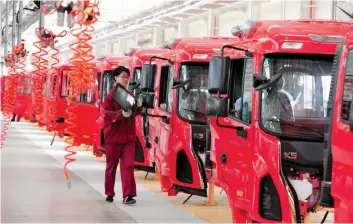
0, 1, 3, 45
332, 0, 337, 20
248, 0, 252, 19
17, 0, 23, 45
39, 0, 44, 28
4, 1, 9, 56
282, 0, 286, 20
11, 0, 16, 47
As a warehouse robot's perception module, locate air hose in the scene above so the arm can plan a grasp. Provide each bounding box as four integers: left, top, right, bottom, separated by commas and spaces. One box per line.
63, 0, 100, 188
45, 30, 68, 133
31, 28, 52, 127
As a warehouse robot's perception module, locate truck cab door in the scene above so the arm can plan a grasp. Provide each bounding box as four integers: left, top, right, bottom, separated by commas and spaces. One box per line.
327, 33, 353, 222
155, 65, 173, 175
211, 58, 255, 219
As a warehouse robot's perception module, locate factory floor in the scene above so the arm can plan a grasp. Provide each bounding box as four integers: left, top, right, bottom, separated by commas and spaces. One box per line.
1, 118, 333, 223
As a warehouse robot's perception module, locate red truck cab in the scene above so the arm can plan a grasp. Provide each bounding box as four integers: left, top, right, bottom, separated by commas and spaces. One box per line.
139, 37, 237, 197
121, 48, 169, 173
52, 63, 99, 147
319, 32, 353, 223
14, 72, 32, 121
206, 20, 352, 223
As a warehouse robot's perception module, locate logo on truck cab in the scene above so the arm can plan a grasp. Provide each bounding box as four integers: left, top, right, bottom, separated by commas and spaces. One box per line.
283, 152, 298, 160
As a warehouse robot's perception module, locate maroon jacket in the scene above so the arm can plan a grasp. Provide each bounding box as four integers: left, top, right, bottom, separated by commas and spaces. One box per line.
103, 88, 142, 144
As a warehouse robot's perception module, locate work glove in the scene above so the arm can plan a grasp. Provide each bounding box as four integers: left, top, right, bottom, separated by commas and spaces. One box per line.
122, 110, 132, 117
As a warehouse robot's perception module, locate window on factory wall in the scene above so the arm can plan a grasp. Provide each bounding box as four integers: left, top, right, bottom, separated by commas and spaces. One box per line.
159, 65, 173, 113
341, 50, 353, 122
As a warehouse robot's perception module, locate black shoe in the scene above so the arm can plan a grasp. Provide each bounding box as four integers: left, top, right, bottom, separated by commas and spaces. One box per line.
123, 196, 136, 205
106, 196, 114, 202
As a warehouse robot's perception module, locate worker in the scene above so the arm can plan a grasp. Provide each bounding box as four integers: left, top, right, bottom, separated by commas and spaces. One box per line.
102, 66, 142, 205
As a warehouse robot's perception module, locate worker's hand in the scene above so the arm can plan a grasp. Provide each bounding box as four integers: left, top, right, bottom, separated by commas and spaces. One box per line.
137, 98, 142, 107
122, 110, 132, 117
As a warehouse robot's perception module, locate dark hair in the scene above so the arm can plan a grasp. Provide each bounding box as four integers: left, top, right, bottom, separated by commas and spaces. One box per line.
113, 66, 130, 77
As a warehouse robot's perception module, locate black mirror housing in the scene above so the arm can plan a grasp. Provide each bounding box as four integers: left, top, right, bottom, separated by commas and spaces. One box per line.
349, 101, 353, 132
208, 56, 231, 94
139, 92, 155, 109
140, 64, 157, 92
206, 97, 228, 117
113, 83, 137, 111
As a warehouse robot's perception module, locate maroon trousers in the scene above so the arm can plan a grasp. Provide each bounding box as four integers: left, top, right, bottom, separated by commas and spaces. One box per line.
104, 142, 137, 198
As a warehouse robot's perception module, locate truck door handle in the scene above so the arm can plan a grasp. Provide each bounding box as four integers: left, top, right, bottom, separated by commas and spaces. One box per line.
220, 153, 227, 164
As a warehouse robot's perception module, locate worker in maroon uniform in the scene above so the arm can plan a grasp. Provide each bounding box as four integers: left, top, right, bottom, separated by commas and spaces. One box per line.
103, 66, 142, 204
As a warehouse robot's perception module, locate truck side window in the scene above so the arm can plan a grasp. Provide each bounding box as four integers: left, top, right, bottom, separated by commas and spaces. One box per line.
229, 58, 253, 124
341, 50, 353, 121
159, 65, 172, 113
61, 71, 69, 97
80, 75, 96, 104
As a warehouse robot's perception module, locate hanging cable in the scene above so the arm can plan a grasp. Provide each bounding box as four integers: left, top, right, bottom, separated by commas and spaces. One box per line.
63, 0, 100, 188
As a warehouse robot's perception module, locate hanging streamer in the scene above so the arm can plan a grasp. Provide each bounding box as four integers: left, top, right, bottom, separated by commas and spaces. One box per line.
63, 0, 100, 188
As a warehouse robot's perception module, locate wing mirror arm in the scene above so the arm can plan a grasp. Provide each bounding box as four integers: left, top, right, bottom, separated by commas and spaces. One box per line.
143, 109, 168, 120
172, 77, 191, 89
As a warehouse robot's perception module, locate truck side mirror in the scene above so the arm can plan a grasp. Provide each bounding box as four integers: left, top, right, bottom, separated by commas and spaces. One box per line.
113, 83, 136, 111
139, 92, 155, 109
349, 101, 353, 132
208, 56, 231, 94
206, 97, 228, 117
140, 64, 157, 92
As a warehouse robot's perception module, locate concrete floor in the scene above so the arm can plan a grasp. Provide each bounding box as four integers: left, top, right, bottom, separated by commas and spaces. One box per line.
0, 118, 334, 223
1, 120, 206, 223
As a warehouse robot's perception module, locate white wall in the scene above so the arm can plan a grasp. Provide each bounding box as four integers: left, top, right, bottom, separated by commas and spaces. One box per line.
164, 26, 177, 42
187, 19, 208, 37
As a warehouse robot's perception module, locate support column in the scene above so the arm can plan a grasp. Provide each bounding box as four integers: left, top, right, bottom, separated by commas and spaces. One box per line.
247, 0, 252, 19
0, 0, 3, 45
332, 0, 337, 20
282, 0, 287, 20
17, 0, 23, 44
11, 0, 16, 47
104, 40, 113, 54
207, 9, 215, 37
4, 1, 9, 55
153, 27, 164, 47
177, 21, 187, 38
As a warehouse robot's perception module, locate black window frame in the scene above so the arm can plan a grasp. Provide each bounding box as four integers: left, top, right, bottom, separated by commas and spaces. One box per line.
158, 65, 173, 113
341, 48, 353, 123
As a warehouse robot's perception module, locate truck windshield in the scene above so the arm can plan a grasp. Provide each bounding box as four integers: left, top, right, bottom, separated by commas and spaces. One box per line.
101, 70, 113, 103
178, 63, 209, 123
260, 54, 334, 139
